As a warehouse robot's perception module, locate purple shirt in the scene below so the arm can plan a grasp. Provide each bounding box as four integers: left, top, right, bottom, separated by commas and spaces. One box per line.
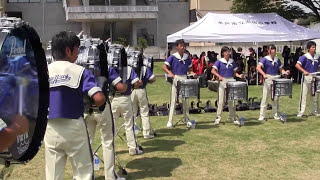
141, 67, 155, 88
213, 59, 237, 78
259, 57, 282, 75
49, 69, 100, 119
297, 55, 319, 73
164, 54, 192, 75
109, 66, 139, 95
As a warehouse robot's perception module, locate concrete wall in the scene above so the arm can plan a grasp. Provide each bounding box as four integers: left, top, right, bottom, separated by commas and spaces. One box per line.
157, 1, 190, 48
190, 0, 232, 11
6, 1, 81, 44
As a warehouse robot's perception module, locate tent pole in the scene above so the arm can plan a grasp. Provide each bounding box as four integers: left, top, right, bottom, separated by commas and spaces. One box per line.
256, 42, 259, 86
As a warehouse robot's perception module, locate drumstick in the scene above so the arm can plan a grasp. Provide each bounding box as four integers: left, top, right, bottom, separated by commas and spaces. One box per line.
17, 77, 29, 115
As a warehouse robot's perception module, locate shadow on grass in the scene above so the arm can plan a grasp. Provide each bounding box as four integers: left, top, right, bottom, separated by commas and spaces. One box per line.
153, 128, 188, 137
193, 120, 220, 129
141, 139, 185, 154
125, 157, 182, 179
243, 118, 263, 126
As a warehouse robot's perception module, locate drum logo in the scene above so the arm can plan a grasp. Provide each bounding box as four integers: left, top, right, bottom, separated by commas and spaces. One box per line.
16, 133, 29, 155
49, 74, 71, 85
7, 36, 26, 58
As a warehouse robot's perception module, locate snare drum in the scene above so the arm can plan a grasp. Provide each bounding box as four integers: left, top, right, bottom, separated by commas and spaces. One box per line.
312, 76, 320, 96
226, 81, 248, 101
271, 79, 292, 100
207, 80, 219, 92
177, 79, 199, 98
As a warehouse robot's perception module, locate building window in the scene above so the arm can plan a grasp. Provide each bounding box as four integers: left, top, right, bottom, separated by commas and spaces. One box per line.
47, 0, 60, 2
8, 0, 40, 2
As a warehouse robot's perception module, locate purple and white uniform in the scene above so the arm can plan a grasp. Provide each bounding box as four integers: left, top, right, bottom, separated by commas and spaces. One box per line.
141, 67, 155, 88
110, 66, 140, 152
109, 66, 139, 95
213, 58, 237, 78
49, 62, 102, 119
297, 53, 319, 73
46, 60, 101, 180
297, 53, 319, 116
258, 56, 282, 75
165, 53, 192, 75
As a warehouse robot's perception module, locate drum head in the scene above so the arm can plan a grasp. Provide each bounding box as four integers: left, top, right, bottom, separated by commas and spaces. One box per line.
0, 23, 49, 162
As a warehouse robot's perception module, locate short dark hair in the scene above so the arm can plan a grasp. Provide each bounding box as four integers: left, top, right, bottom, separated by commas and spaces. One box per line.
221, 46, 230, 58
51, 31, 80, 60
268, 44, 276, 50
175, 39, 185, 47
306, 41, 316, 50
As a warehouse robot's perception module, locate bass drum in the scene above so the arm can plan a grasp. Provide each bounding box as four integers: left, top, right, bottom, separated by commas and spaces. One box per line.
0, 18, 49, 164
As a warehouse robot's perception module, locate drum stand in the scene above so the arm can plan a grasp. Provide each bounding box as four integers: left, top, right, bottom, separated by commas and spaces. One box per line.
173, 97, 191, 129
134, 114, 157, 136
92, 144, 127, 176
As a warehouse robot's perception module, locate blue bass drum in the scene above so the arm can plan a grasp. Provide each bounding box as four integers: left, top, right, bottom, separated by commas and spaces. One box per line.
0, 17, 49, 164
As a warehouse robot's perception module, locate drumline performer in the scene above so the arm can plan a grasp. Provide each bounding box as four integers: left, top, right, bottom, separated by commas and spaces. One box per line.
257, 44, 290, 121
84, 43, 126, 179
131, 65, 156, 139
212, 46, 243, 125
45, 31, 105, 180
162, 39, 197, 128
295, 41, 320, 117
110, 65, 144, 155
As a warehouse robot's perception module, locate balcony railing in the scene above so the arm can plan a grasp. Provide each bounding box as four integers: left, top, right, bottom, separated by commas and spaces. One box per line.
66, 5, 158, 13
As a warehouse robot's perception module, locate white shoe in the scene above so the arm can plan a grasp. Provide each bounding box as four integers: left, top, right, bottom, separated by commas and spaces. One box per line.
297, 113, 303, 118
214, 117, 221, 125
116, 176, 126, 180
233, 120, 240, 125
129, 148, 144, 156
273, 115, 281, 120
167, 122, 172, 128
258, 116, 265, 121
186, 121, 192, 128
311, 112, 320, 117
143, 134, 154, 139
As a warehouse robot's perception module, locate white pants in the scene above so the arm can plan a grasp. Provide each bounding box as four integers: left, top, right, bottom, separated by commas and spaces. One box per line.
298, 75, 319, 115
168, 75, 189, 124
111, 95, 138, 150
131, 88, 152, 136
85, 102, 117, 180
44, 117, 93, 180
259, 75, 280, 118
217, 78, 236, 120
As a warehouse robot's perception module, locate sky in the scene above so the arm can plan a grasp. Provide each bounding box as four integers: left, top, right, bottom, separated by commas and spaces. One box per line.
288, 1, 312, 13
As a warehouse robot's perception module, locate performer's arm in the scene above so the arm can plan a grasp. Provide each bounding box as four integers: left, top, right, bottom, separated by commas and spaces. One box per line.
295, 63, 309, 76
279, 68, 290, 76
211, 68, 223, 81
0, 115, 29, 152
163, 64, 175, 79
92, 92, 105, 107
188, 67, 197, 78
134, 80, 143, 88
115, 82, 127, 93
257, 64, 268, 79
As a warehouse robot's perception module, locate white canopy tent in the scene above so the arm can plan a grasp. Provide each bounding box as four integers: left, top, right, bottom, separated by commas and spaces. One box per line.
167, 12, 320, 43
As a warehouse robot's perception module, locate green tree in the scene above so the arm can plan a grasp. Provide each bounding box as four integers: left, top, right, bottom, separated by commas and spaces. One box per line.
136, 37, 148, 53
231, 0, 306, 21
113, 37, 127, 46
292, 0, 320, 21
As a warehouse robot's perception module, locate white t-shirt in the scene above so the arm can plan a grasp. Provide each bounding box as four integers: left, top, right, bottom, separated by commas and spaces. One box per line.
0, 118, 7, 132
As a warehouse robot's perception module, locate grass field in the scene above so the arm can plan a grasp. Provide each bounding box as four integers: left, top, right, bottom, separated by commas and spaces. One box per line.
2, 62, 320, 179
